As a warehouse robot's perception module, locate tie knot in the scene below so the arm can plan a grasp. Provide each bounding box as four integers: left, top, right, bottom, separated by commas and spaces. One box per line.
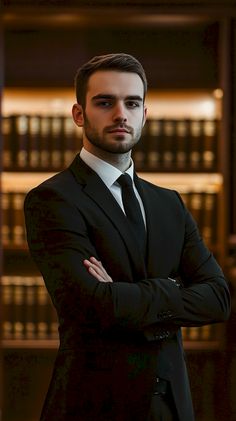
117, 173, 133, 189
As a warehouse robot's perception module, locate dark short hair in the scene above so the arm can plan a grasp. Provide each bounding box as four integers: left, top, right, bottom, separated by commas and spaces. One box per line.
74, 53, 147, 108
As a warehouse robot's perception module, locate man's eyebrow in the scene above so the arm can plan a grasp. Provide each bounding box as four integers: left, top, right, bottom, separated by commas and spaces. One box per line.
125, 95, 143, 102
91, 94, 143, 101
92, 94, 115, 101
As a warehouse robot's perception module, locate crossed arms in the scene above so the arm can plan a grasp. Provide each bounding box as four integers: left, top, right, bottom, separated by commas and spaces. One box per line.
24, 185, 231, 340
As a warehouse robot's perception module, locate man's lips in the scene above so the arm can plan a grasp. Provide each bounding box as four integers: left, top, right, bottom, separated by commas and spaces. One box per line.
106, 127, 131, 134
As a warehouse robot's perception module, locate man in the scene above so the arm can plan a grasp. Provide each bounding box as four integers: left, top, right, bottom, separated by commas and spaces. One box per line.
24, 53, 230, 421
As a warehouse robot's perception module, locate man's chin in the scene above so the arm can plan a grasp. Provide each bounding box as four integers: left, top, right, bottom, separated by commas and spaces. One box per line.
105, 144, 134, 154
104, 139, 138, 154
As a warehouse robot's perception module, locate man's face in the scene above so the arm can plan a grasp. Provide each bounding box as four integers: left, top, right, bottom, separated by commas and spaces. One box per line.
74, 70, 147, 155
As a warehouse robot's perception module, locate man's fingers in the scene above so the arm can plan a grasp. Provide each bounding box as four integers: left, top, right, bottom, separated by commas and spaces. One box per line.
84, 259, 102, 275
89, 256, 102, 267
83, 258, 113, 283
88, 266, 108, 282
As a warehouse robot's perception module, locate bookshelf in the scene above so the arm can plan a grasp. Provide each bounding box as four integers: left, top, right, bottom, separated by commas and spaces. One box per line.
0, 6, 234, 421
1, 88, 225, 351
2, 88, 221, 173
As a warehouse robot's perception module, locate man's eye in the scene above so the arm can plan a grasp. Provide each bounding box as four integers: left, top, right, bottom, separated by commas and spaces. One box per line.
126, 101, 140, 108
96, 101, 112, 107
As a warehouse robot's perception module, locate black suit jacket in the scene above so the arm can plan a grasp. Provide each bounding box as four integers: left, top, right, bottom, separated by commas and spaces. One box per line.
24, 156, 230, 421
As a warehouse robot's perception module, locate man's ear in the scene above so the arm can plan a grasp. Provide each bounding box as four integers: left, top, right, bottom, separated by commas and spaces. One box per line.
142, 105, 147, 127
72, 103, 84, 127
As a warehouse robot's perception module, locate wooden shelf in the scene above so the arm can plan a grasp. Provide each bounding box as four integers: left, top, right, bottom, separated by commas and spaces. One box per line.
2, 171, 223, 193
2, 339, 59, 350
2, 338, 222, 351
139, 172, 223, 191
183, 341, 223, 351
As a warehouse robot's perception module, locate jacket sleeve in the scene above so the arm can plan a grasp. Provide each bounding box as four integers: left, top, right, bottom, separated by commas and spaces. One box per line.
170, 206, 231, 326
24, 186, 230, 339
105, 192, 231, 332
139, 208, 231, 341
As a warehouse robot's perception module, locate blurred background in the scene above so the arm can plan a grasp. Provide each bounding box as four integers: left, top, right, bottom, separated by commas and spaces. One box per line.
0, 1, 236, 420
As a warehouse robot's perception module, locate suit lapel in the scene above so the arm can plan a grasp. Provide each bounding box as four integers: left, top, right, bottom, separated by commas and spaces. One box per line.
70, 156, 146, 279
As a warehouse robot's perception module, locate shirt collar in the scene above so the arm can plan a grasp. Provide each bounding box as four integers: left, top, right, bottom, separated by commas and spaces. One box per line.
80, 147, 134, 188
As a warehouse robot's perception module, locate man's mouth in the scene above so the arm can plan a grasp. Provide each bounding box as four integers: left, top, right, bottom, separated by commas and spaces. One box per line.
106, 126, 131, 134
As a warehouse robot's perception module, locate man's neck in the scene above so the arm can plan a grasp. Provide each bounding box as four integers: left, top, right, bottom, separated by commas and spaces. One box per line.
83, 145, 132, 172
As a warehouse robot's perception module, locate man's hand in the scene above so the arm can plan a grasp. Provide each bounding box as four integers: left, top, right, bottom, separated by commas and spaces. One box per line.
83, 257, 113, 283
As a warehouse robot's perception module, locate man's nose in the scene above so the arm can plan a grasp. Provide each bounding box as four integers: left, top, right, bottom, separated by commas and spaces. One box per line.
112, 102, 127, 122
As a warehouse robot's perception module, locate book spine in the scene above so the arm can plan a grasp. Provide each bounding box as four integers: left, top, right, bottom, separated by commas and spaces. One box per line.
12, 276, 25, 339
2, 276, 14, 339
40, 116, 51, 169
201, 190, 217, 246
2, 116, 13, 169
200, 325, 212, 341
202, 119, 218, 171
133, 122, 147, 170
175, 119, 189, 170
29, 115, 41, 169
50, 115, 63, 169
162, 119, 176, 170
63, 117, 82, 167
16, 115, 29, 169
188, 192, 203, 233
7, 115, 18, 168
2, 192, 11, 246
189, 120, 203, 170
11, 192, 26, 246
63, 116, 75, 167
24, 277, 37, 339
146, 119, 162, 170
187, 326, 201, 341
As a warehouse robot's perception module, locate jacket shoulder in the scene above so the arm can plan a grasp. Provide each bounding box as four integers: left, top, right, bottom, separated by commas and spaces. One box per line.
139, 177, 184, 206
27, 162, 80, 194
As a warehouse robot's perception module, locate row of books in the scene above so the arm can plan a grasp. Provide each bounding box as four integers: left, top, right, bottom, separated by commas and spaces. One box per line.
1, 189, 218, 248
1, 276, 219, 343
2, 192, 26, 247
134, 118, 219, 172
2, 115, 219, 172
181, 325, 219, 342
181, 189, 218, 246
2, 114, 83, 171
2, 276, 58, 340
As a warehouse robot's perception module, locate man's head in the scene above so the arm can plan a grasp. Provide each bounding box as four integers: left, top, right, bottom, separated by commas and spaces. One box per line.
74, 53, 147, 109
72, 53, 148, 165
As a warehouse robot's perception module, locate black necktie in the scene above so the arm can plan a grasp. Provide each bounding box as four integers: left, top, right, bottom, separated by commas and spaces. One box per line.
117, 174, 146, 256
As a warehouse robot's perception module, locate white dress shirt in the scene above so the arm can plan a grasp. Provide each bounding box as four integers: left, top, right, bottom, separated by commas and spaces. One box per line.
80, 148, 146, 226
